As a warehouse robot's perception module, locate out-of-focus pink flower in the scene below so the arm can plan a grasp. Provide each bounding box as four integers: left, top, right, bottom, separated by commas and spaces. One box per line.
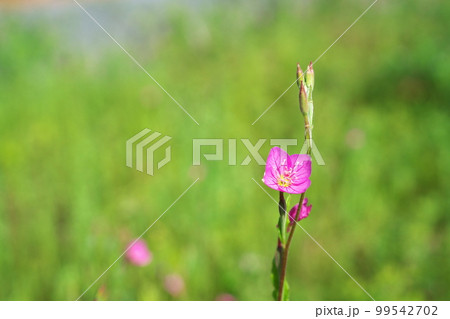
164, 274, 185, 297
216, 293, 236, 301
125, 239, 152, 266
263, 147, 311, 194
288, 198, 312, 225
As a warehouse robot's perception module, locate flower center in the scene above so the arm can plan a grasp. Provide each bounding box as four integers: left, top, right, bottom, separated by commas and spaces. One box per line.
277, 173, 292, 188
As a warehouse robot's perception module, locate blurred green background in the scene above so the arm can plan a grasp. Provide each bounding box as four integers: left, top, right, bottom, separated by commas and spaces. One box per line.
0, 0, 449, 300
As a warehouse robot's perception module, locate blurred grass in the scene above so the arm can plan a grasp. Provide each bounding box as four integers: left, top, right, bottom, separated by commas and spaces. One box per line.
0, 0, 449, 300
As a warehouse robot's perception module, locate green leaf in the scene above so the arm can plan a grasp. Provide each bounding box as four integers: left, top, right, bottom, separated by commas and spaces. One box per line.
285, 194, 291, 210
271, 246, 282, 300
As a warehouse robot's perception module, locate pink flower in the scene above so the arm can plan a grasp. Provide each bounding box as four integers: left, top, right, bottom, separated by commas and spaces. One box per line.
288, 198, 312, 224
164, 274, 185, 297
125, 239, 152, 266
262, 147, 311, 194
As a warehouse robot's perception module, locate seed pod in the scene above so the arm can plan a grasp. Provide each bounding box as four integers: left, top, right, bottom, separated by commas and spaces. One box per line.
305, 61, 314, 92
296, 63, 303, 88
299, 81, 308, 116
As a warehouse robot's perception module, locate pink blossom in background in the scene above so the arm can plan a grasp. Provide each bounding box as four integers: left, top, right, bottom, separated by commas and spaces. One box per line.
125, 239, 152, 266
288, 198, 312, 225
263, 147, 311, 194
164, 274, 185, 297
216, 293, 236, 301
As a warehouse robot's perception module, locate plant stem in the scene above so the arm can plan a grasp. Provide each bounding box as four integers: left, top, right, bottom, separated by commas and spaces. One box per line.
277, 134, 312, 301
277, 191, 306, 301
276, 191, 287, 301
276, 82, 314, 299
287, 192, 306, 250
278, 192, 287, 242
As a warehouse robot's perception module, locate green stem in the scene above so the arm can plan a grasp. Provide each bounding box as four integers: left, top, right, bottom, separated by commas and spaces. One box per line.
277, 139, 312, 301
276, 191, 287, 301
278, 192, 287, 243
277, 191, 306, 301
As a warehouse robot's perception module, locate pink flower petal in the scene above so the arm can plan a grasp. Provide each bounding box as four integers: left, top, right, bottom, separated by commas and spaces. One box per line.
286, 179, 311, 194
288, 198, 312, 224
262, 147, 312, 194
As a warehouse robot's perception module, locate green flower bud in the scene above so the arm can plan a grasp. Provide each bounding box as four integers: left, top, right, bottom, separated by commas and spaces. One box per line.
305, 61, 314, 92
299, 81, 308, 116
296, 63, 303, 89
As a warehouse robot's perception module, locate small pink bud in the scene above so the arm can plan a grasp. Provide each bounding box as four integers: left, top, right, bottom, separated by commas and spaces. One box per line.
125, 239, 152, 266
289, 198, 312, 223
